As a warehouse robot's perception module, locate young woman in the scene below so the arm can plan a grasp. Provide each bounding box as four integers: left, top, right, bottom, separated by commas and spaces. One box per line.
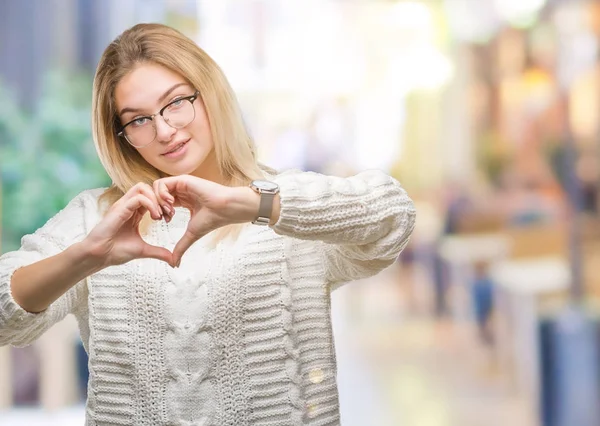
0, 23, 416, 425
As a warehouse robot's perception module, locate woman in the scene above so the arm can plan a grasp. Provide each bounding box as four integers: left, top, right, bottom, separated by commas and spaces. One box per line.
0, 23, 416, 425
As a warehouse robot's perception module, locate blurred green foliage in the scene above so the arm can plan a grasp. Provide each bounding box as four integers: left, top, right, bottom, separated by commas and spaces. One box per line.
0, 71, 110, 252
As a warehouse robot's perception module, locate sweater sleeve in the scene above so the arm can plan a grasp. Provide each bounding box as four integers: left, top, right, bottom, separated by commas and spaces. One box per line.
271, 170, 416, 286
0, 190, 97, 347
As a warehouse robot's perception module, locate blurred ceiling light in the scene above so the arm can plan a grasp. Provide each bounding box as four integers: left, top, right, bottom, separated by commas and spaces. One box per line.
386, 1, 432, 30
494, 0, 547, 28
412, 48, 454, 90
444, 0, 501, 43
389, 46, 454, 93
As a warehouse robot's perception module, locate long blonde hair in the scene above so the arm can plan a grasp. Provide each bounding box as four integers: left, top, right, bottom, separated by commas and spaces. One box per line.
92, 23, 273, 240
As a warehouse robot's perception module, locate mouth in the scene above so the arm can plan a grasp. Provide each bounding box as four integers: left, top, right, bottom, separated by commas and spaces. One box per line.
162, 139, 189, 156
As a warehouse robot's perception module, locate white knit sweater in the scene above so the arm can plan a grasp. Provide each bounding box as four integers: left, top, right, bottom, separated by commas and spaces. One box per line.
0, 169, 416, 425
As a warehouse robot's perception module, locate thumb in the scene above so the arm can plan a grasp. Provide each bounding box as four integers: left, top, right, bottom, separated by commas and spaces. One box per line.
173, 230, 203, 267
140, 243, 175, 266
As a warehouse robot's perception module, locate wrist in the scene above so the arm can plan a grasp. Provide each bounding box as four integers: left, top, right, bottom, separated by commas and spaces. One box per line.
228, 186, 280, 225
228, 187, 261, 223
75, 239, 111, 272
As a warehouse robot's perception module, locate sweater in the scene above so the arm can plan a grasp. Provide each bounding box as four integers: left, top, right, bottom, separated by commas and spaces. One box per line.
0, 169, 416, 425
163, 234, 215, 424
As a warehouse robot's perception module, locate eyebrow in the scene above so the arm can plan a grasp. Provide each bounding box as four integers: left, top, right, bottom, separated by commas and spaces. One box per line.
118, 82, 189, 116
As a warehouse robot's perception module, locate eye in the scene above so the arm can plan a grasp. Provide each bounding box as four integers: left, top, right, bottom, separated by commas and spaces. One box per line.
131, 117, 151, 127
166, 98, 186, 111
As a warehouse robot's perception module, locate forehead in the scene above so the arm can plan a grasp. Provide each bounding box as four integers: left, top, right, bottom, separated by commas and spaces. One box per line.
115, 63, 190, 111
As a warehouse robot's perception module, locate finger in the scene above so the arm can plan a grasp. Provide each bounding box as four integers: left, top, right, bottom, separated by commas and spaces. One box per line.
103, 194, 158, 231
161, 181, 175, 204
140, 243, 175, 266
118, 183, 163, 220
131, 205, 149, 226
103, 194, 156, 232
153, 180, 175, 218
123, 194, 162, 221
172, 229, 203, 267
134, 183, 165, 219
154, 175, 193, 199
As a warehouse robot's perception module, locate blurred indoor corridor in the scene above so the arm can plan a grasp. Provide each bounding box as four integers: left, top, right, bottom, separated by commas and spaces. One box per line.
332, 262, 533, 426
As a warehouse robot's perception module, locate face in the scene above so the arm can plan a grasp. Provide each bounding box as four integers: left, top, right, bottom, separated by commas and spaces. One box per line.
115, 63, 219, 180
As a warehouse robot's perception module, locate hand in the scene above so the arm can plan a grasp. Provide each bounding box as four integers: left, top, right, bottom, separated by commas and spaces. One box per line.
153, 175, 259, 266
83, 183, 175, 267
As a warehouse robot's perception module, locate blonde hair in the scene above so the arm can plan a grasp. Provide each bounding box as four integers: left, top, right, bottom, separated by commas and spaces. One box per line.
92, 23, 274, 241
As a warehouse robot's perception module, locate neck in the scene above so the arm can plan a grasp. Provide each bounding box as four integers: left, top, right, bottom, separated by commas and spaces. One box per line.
191, 149, 228, 185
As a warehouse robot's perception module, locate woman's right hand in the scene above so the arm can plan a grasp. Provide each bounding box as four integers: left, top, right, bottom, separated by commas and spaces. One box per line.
82, 183, 175, 268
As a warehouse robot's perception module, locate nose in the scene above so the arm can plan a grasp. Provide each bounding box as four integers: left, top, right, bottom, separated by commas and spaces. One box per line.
155, 114, 176, 143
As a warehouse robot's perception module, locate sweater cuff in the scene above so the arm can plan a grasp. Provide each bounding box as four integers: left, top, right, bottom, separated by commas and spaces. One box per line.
270, 172, 325, 238
0, 264, 42, 328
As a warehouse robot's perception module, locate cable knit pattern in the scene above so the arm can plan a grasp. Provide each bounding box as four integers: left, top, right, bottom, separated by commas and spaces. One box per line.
162, 209, 216, 425
240, 227, 304, 425
0, 169, 416, 425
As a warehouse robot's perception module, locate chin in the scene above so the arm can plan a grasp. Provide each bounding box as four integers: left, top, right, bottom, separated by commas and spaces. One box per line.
161, 161, 203, 177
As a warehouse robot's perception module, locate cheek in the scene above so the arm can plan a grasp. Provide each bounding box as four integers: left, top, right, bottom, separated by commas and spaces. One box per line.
192, 117, 208, 136
136, 148, 162, 167
192, 106, 211, 136
199, 120, 214, 148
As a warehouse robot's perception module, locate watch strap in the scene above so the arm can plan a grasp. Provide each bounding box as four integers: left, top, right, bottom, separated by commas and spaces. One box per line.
254, 191, 275, 225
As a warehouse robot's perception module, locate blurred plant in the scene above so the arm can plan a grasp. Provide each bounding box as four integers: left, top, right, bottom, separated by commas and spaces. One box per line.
0, 70, 110, 252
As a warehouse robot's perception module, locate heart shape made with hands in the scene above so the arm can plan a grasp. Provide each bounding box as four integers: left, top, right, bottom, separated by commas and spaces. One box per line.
86, 178, 238, 270
152, 175, 244, 268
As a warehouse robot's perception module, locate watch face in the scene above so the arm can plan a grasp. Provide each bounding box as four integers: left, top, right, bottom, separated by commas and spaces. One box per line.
252, 180, 278, 191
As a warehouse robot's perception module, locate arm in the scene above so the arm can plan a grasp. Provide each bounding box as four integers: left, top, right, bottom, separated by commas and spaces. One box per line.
10, 241, 104, 314
149, 171, 415, 280
270, 170, 416, 286
0, 192, 95, 346
1, 183, 174, 347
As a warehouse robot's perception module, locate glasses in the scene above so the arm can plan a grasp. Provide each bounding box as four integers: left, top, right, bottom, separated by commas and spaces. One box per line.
117, 91, 200, 148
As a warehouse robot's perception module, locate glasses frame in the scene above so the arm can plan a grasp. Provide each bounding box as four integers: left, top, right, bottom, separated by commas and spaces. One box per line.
117, 90, 200, 148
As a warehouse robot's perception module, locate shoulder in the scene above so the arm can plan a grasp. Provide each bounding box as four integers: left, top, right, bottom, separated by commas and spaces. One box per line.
267, 168, 398, 195
266, 168, 321, 188
68, 187, 109, 210
268, 168, 394, 182
264, 168, 302, 181
82, 187, 109, 199
57, 187, 109, 226
26, 187, 108, 246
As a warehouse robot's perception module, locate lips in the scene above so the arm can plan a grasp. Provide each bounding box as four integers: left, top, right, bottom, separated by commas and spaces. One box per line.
162, 139, 189, 155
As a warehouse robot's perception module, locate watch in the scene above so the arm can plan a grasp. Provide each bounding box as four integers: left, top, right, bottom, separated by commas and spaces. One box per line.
249, 180, 280, 225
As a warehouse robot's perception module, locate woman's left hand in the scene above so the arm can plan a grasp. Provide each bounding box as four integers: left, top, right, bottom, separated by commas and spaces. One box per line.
153, 175, 259, 266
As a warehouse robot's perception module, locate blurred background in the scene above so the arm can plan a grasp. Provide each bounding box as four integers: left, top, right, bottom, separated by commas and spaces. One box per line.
1, 0, 600, 425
